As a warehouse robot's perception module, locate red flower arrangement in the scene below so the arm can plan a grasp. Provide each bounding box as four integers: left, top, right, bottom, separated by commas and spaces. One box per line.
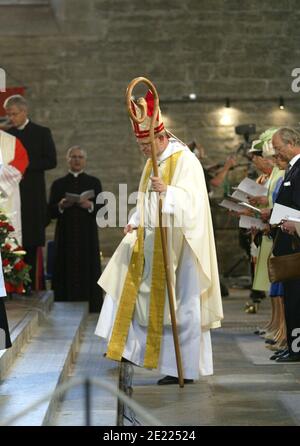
0, 213, 31, 294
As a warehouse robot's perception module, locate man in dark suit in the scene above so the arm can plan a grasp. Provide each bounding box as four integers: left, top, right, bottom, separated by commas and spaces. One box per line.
4, 95, 57, 293
272, 127, 300, 362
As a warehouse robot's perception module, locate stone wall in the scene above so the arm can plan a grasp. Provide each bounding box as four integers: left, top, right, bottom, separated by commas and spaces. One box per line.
0, 0, 299, 273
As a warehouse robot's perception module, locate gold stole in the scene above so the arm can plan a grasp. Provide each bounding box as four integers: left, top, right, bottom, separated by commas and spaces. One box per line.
106, 151, 182, 368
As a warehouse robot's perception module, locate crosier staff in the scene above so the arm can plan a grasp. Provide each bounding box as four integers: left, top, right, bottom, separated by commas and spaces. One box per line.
126, 77, 184, 388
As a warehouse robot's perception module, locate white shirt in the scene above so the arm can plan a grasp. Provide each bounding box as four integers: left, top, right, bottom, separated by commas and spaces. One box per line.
68, 169, 84, 178
289, 153, 300, 169
17, 118, 29, 130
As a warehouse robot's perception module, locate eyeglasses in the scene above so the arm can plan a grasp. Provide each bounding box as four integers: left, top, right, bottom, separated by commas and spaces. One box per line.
6, 111, 23, 117
138, 142, 152, 149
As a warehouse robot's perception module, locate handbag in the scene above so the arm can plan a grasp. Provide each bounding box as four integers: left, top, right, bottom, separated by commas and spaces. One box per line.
268, 230, 300, 283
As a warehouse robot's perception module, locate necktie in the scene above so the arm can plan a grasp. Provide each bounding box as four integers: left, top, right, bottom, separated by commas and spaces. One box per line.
284, 163, 292, 179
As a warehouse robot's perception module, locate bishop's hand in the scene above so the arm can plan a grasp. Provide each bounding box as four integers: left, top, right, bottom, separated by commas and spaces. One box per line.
124, 224, 137, 234
150, 176, 167, 193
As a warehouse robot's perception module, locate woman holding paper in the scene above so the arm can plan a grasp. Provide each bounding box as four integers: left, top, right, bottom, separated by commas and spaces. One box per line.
247, 130, 284, 316
247, 134, 287, 353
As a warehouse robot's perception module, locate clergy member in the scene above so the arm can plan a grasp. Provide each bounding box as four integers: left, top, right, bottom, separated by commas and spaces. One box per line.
4, 95, 57, 292
48, 146, 103, 313
95, 90, 223, 385
0, 129, 29, 244
0, 130, 28, 348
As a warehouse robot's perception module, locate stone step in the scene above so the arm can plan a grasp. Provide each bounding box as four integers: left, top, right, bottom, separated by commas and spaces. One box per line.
49, 315, 120, 426
0, 301, 88, 426
0, 291, 54, 379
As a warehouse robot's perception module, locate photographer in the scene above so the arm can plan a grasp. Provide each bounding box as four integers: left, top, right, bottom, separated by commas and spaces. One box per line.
188, 141, 237, 194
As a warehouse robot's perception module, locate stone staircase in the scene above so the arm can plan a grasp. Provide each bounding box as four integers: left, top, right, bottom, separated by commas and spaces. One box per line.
0, 292, 119, 426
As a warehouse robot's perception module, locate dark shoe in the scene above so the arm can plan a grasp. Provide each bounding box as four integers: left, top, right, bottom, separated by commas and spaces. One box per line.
157, 375, 194, 385
250, 290, 266, 301
265, 338, 276, 345
254, 329, 266, 335
276, 353, 300, 363
270, 348, 288, 360
220, 281, 229, 297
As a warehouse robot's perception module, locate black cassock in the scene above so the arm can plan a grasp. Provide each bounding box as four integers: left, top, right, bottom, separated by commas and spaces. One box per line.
8, 120, 57, 247
48, 172, 103, 313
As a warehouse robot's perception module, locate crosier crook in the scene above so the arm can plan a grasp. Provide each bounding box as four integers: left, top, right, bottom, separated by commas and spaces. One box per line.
125, 77, 184, 388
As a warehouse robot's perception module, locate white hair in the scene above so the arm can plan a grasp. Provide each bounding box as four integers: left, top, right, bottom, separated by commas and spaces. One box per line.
66, 146, 87, 159
3, 94, 28, 110
275, 127, 300, 146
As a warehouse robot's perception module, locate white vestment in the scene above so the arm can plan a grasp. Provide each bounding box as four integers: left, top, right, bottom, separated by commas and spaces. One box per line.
95, 139, 223, 379
0, 130, 23, 244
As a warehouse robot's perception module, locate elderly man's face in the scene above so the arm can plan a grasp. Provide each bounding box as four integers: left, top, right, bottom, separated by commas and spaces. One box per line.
137, 135, 168, 158
272, 133, 294, 162
6, 105, 28, 128
68, 149, 86, 172
273, 154, 288, 170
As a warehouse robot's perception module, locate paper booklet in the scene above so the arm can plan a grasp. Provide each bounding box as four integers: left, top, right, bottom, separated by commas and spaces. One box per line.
236, 177, 268, 197
269, 203, 300, 225
219, 199, 245, 213
228, 189, 250, 203
65, 189, 95, 204
285, 216, 300, 223
220, 177, 267, 215
239, 215, 267, 231
221, 196, 261, 214
239, 202, 262, 214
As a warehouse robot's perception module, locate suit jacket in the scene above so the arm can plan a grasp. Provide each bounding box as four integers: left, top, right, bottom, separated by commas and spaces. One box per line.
273, 158, 300, 256
8, 121, 57, 246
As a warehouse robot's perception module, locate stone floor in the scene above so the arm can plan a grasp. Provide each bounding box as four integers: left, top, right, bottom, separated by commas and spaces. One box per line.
2, 288, 300, 426
130, 289, 300, 426
50, 317, 119, 427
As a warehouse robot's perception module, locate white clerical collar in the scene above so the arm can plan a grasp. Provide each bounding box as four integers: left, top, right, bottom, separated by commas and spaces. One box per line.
157, 138, 186, 165
289, 153, 300, 168
69, 170, 84, 178
17, 118, 29, 130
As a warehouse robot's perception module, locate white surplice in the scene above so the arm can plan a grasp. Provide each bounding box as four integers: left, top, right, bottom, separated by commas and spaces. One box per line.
0, 130, 23, 244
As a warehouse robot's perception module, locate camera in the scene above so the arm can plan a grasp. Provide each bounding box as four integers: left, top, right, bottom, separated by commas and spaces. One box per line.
235, 124, 256, 141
